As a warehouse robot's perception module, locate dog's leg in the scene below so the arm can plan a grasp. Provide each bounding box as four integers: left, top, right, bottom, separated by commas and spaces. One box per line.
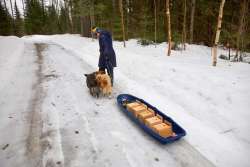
90, 88, 94, 96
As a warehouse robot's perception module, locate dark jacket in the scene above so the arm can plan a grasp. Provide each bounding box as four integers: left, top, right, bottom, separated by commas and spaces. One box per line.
98, 31, 117, 68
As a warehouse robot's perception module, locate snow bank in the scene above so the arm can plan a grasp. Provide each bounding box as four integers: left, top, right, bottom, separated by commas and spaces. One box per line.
0, 36, 25, 89
0, 36, 25, 64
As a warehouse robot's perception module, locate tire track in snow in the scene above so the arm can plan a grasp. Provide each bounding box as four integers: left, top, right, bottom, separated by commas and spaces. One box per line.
26, 43, 64, 167
26, 43, 45, 167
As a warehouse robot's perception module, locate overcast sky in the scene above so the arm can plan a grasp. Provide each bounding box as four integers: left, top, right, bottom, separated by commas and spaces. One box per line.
4, 0, 58, 17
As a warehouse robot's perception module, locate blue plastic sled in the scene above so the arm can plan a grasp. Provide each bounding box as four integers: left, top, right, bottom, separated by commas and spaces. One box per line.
117, 94, 186, 144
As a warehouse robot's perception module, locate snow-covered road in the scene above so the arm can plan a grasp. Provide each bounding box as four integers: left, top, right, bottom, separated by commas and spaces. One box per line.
1, 35, 250, 167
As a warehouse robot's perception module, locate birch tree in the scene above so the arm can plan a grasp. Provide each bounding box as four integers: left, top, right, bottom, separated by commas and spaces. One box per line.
166, 0, 171, 56
211, 0, 226, 66
21, 0, 25, 14
3, 0, 8, 11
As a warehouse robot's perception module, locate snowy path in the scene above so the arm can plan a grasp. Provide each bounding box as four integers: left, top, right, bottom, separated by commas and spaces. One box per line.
33, 42, 215, 167
1, 35, 250, 167
0, 40, 38, 167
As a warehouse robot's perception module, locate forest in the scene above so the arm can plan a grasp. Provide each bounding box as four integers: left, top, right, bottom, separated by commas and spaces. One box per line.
0, 0, 249, 53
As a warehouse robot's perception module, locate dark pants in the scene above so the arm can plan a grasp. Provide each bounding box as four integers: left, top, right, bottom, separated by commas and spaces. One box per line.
99, 64, 114, 86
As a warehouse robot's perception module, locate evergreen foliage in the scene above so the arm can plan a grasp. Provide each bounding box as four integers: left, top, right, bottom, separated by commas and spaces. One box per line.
0, 2, 12, 35
0, 0, 249, 51
24, 0, 45, 34
14, 0, 24, 36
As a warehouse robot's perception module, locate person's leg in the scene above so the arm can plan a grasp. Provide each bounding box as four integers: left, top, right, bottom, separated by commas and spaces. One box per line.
109, 67, 114, 86
106, 63, 114, 86
99, 67, 106, 73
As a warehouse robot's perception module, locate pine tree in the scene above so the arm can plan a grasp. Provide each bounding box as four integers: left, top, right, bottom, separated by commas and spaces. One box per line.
0, 2, 12, 35
14, 0, 24, 36
25, 0, 45, 34
10, 0, 15, 33
182, 0, 187, 50
58, 4, 68, 33
154, 0, 157, 47
47, 4, 59, 34
189, 0, 196, 43
235, 0, 248, 61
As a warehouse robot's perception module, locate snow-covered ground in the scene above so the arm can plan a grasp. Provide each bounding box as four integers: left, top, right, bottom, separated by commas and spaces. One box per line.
0, 34, 250, 167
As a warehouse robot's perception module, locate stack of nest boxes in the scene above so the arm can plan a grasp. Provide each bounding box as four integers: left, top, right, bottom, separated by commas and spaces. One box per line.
126, 101, 174, 138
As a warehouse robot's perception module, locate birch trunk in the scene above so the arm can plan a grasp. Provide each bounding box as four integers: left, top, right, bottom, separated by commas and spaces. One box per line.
166, 0, 171, 56
21, 0, 25, 14
68, 0, 73, 33
3, 0, 8, 11
212, 0, 226, 66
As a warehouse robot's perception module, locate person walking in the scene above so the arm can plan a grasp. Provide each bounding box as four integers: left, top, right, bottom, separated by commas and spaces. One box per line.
92, 27, 117, 86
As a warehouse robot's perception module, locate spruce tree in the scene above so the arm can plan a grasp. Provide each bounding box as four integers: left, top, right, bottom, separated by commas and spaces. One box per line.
0, 2, 12, 35
14, 0, 24, 36
47, 4, 59, 34
25, 0, 45, 34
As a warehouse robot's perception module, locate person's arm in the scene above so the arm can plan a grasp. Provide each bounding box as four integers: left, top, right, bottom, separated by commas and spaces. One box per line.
99, 35, 105, 53
100, 35, 109, 60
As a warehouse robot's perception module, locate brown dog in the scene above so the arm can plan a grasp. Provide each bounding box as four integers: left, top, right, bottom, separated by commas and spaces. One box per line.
96, 73, 112, 96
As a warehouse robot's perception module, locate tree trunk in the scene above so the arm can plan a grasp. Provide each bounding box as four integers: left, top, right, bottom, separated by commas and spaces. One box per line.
90, 0, 95, 41
154, 0, 157, 47
119, 0, 126, 47
64, 0, 70, 33
41, 0, 45, 23
81, 16, 91, 37
80, 16, 83, 36
166, 0, 171, 56
9, 0, 15, 34
3, 0, 8, 11
182, 0, 187, 50
189, 0, 195, 43
125, 0, 129, 40
111, 0, 116, 36
235, 0, 248, 61
212, 0, 226, 66
68, 0, 73, 33
21, 0, 25, 14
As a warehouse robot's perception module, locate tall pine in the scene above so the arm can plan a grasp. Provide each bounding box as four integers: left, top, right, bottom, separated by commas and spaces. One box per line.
14, 0, 24, 36
0, 2, 12, 35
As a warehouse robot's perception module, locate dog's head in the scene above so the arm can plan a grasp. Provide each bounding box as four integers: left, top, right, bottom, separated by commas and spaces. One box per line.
95, 70, 106, 76
84, 72, 98, 88
96, 74, 109, 88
